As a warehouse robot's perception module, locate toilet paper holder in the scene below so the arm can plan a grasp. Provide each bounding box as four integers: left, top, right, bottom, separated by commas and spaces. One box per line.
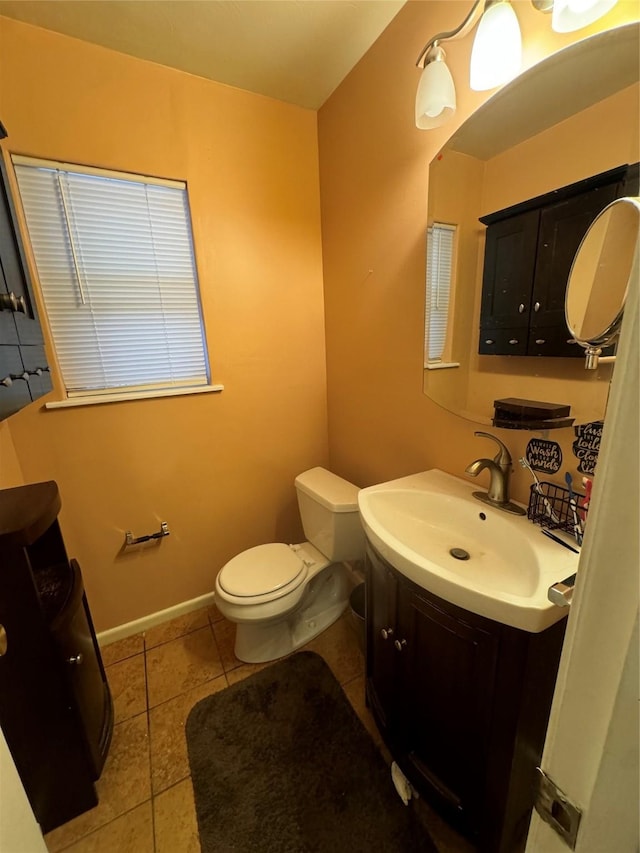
125, 522, 170, 547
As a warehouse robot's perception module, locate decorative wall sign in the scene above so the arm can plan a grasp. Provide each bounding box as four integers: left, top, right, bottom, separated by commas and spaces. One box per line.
526, 438, 562, 474
572, 421, 604, 475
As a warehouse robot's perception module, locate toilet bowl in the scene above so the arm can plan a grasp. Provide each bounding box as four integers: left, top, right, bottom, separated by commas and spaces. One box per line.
214, 467, 365, 663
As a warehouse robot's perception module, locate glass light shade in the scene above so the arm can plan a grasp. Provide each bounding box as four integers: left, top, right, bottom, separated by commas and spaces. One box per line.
470, 1, 522, 91
415, 49, 456, 130
552, 0, 619, 32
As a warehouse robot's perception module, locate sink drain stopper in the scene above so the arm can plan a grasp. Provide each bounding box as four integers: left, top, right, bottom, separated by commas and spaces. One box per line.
450, 547, 470, 561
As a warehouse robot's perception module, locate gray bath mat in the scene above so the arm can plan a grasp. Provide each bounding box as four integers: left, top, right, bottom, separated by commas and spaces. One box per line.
186, 651, 437, 852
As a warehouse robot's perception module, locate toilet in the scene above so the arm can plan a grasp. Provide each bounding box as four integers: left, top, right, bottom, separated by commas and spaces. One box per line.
214, 467, 365, 663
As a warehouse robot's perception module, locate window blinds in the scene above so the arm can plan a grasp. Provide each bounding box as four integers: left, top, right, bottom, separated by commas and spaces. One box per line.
12, 156, 209, 396
425, 223, 456, 364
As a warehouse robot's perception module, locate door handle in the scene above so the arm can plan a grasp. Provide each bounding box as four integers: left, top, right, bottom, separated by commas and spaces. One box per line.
0, 292, 26, 313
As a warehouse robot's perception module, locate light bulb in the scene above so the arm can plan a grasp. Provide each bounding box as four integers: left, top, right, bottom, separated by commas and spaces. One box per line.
470, 1, 522, 92
415, 47, 456, 130
552, 0, 619, 32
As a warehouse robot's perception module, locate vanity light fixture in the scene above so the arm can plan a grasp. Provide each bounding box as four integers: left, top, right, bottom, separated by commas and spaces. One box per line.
415, 0, 522, 129
415, 0, 620, 130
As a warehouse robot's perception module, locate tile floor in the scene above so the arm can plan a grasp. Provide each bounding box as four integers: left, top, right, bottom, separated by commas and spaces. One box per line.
44, 603, 474, 853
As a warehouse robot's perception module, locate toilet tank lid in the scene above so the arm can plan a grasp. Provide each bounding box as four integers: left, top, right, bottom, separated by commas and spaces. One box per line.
295, 467, 360, 513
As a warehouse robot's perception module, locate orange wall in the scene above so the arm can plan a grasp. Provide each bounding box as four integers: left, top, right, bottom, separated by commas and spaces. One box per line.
0, 17, 328, 630
318, 1, 639, 492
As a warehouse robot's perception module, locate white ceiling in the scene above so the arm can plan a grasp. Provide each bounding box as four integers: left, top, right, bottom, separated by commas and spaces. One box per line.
0, 0, 406, 109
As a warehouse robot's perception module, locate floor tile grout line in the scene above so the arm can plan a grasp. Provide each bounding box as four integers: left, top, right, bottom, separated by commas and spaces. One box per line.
145, 622, 210, 652
51, 798, 154, 853
142, 643, 158, 853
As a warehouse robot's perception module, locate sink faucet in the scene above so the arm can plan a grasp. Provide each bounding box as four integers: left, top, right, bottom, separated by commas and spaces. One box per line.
465, 432, 526, 516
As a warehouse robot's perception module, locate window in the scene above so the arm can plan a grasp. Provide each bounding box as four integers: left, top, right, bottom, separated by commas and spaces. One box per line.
12, 156, 218, 405
424, 222, 458, 369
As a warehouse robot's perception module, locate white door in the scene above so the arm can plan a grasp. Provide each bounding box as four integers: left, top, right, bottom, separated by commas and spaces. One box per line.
526, 228, 639, 851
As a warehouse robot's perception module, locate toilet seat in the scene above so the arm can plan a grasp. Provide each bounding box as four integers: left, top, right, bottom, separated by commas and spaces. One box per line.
217, 543, 308, 604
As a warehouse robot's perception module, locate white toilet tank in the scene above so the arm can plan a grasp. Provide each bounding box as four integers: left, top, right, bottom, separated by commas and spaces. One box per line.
294, 467, 365, 562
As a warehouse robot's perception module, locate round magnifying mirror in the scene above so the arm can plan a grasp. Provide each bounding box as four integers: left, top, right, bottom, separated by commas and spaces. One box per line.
566, 196, 640, 368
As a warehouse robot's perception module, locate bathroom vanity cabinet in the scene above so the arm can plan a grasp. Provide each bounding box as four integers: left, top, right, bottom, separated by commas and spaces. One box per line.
0, 481, 113, 832
478, 163, 637, 357
365, 543, 565, 853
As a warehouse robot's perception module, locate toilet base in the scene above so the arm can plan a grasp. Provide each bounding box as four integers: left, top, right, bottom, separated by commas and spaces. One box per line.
233, 564, 350, 663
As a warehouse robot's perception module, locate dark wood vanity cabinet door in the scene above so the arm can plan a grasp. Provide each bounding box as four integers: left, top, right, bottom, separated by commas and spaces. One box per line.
365, 545, 400, 742
365, 543, 566, 853
479, 209, 540, 333
530, 183, 619, 340
399, 584, 499, 828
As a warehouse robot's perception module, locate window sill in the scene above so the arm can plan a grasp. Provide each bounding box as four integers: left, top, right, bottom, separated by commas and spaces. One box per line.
425, 362, 460, 371
44, 383, 224, 410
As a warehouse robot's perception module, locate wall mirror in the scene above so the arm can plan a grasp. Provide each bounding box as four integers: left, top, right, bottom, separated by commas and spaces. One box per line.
566, 196, 640, 368
423, 22, 639, 426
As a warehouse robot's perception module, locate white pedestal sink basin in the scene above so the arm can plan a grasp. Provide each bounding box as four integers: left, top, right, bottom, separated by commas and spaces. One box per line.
358, 469, 579, 633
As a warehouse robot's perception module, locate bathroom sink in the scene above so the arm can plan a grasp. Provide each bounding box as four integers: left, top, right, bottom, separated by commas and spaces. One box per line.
358, 469, 579, 633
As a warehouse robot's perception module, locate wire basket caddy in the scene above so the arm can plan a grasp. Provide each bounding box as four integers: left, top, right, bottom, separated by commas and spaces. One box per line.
527, 482, 588, 537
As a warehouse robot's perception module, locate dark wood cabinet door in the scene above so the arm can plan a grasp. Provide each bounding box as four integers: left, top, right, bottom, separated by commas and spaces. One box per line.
0, 161, 48, 420
0, 258, 20, 346
478, 327, 527, 356
0, 344, 31, 419
51, 561, 112, 779
365, 545, 401, 741
21, 344, 53, 401
479, 210, 540, 332
399, 584, 499, 828
530, 183, 619, 336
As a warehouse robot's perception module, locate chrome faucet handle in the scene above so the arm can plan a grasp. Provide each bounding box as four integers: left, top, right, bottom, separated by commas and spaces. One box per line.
473, 431, 512, 469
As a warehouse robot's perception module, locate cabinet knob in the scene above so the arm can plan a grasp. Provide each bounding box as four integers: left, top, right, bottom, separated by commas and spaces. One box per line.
380, 627, 394, 640
66, 653, 84, 665
534, 302, 541, 312
508, 339, 519, 345
518, 303, 525, 314
535, 339, 546, 345
0, 292, 26, 314
394, 639, 407, 652
484, 339, 495, 345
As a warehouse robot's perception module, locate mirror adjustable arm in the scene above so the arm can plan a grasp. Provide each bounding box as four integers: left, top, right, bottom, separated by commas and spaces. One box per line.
473, 431, 512, 471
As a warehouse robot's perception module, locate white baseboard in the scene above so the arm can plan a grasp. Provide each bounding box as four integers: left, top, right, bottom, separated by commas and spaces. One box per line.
96, 590, 217, 647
